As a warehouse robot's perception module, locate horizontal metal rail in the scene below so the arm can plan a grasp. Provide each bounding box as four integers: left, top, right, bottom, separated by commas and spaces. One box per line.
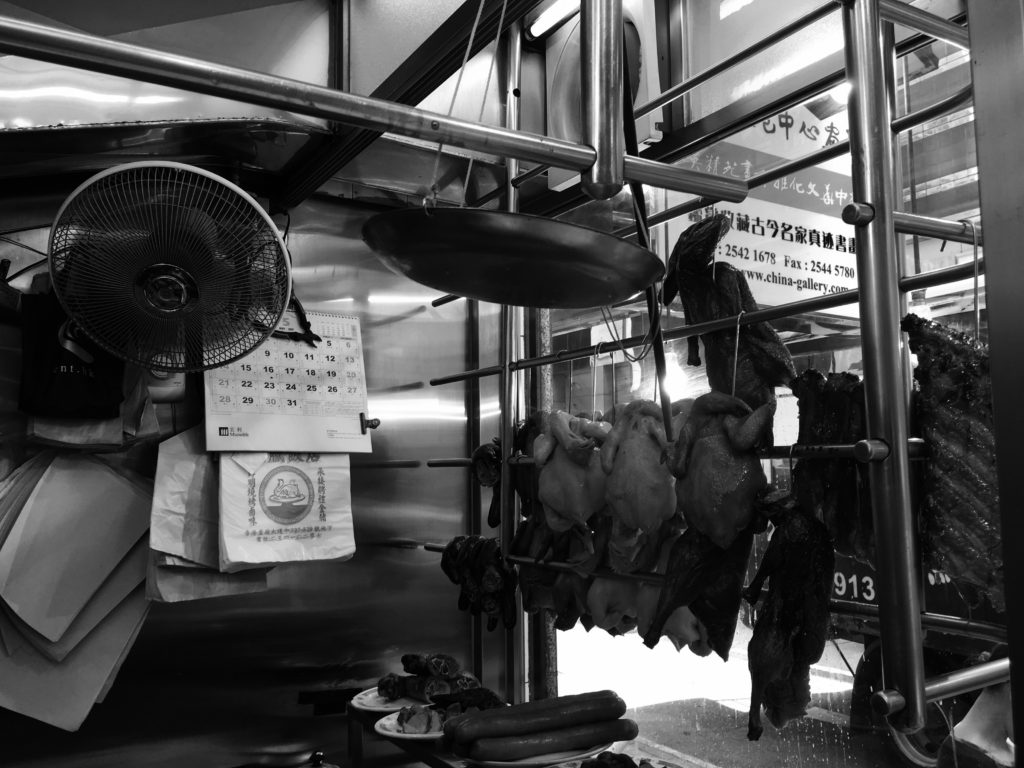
892, 83, 973, 133
349, 460, 423, 469
646, 12, 963, 170
760, 438, 927, 461
431, 294, 463, 308
431, 364, 503, 387
427, 458, 474, 468
879, 0, 969, 49
831, 599, 1008, 644
614, 83, 972, 239
476, 439, 927, 468
874, 657, 1010, 714
379, 540, 1008, 656
0, 14, 746, 202
635, 2, 838, 119
893, 210, 983, 246
429, 260, 985, 385
923, 657, 1010, 701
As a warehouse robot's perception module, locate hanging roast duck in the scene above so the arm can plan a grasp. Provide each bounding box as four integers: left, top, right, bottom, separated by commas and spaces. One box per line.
662, 213, 796, 430
670, 391, 772, 549
641, 392, 770, 658
743, 493, 835, 740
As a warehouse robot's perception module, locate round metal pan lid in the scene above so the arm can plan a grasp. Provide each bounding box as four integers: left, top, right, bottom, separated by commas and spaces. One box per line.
362, 207, 664, 309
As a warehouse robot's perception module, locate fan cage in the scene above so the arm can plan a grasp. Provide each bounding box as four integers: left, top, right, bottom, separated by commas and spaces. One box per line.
48, 162, 291, 372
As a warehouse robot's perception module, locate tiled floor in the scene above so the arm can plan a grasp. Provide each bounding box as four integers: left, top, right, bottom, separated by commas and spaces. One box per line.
556, 624, 902, 768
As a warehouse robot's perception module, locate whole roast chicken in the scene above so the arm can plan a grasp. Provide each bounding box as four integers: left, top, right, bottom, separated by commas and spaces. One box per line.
670, 391, 771, 549
599, 401, 676, 573
534, 411, 611, 542
744, 494, 835, 741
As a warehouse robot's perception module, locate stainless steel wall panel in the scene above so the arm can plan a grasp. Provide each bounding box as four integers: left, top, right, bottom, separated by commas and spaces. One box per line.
0, 194, 492, 767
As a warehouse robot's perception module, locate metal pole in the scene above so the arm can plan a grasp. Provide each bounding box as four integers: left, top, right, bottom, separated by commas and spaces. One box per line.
634, 1, 837, 118
581, 0, 623, 200
613, 84, 973, 239
842, 0, 926, 732
878, 0, 969, 49
891, 211, 983, 247
427, 259, 986, 386
873, 658, 1012, 713
500, 20, 526, 707
964, 0, 1024, 749
621, 156, 745, 201
0, 13, 744, 202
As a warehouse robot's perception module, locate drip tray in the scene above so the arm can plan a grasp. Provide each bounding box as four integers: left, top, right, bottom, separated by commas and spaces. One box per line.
362, 208, 664, 309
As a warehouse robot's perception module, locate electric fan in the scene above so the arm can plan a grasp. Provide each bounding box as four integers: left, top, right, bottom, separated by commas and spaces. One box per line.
48, 161, 291, 372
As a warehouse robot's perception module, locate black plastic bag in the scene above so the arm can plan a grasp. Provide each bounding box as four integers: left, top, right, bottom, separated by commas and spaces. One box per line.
18, 291, 124, 418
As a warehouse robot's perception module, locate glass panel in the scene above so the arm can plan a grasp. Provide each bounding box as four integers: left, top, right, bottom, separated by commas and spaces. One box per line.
544, 20, 987, 768
896, 43, 984, 341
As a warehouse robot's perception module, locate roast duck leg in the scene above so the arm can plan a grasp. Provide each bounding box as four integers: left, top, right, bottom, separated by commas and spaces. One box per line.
743, 494, 835, 741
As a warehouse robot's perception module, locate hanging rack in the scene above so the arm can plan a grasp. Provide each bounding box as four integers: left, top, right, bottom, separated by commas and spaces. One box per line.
0, 0, 1011, 739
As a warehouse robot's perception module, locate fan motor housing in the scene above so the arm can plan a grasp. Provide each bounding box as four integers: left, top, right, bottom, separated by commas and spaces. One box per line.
135, 263, 200, 315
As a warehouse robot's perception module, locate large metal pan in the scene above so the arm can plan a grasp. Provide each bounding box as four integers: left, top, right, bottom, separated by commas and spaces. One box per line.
362, 207, 664, 309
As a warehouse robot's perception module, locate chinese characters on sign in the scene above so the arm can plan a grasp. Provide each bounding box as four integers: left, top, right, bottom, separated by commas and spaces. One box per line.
760, 110, 845, 146
688, 207, 856, 255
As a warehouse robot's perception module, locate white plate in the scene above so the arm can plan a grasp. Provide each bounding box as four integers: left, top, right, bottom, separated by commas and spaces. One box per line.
350, 687, 420, 713
468, 742, 614, 768
373, 710, 445, 741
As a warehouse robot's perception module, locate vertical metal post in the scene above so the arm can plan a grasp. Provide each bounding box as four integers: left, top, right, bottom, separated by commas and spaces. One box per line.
580, 0, 623, 200
964, 0, 1024, 747
466, 298, 483, 682
842, 0, 927, 732
500, 20, 526, 706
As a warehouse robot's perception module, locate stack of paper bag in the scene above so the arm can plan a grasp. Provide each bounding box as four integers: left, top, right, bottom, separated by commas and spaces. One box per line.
219, 452, 355, 572
0, 454, 150, 731
147, 426, 270, 602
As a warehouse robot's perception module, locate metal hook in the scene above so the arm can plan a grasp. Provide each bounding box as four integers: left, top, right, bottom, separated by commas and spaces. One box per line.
960, 218, 981, 339
422, 187, 439, 217
731, 310, 745, 398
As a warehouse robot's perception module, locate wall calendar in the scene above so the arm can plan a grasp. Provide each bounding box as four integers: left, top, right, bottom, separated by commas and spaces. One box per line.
203, 310, 372, 453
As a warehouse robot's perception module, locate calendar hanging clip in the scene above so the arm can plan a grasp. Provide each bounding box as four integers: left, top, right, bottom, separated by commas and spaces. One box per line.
359, 413, 381, 434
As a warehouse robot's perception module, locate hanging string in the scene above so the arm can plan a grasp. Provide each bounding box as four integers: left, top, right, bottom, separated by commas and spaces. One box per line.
961, 218, 981, 340
610, 352, 618, 410
600, 305, 655, 364
427, 0, 488, 210
463, 0, 509, 205
731, 310, 745, 397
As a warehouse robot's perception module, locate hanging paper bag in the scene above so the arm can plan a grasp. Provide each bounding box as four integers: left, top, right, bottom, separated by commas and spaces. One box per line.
219, 452, 354, 573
